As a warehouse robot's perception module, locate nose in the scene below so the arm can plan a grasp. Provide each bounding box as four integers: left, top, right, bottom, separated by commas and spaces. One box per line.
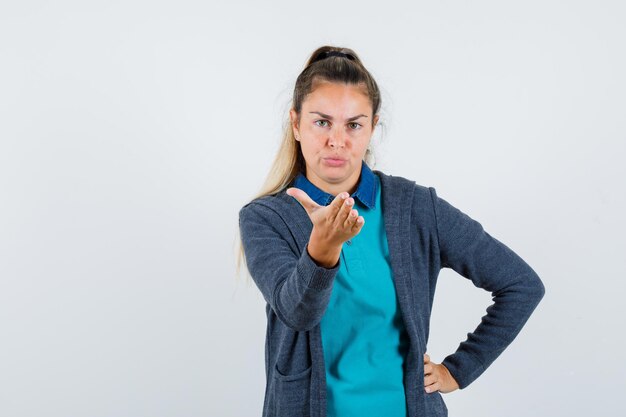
328, 126, 347, 148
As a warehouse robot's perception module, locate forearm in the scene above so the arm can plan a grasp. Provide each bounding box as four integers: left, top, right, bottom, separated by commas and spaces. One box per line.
429, 186, 546, 389
239, 202, 342, 332
441, 270, 545, 389
273, 241, 340, 331
274, 231, 343, 330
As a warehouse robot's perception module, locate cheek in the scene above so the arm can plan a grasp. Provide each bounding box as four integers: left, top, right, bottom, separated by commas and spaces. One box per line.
302, 136, 324, 151
299, 140, 320, 158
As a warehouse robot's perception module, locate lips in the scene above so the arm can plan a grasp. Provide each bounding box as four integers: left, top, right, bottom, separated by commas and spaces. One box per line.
323, 157, 347, 167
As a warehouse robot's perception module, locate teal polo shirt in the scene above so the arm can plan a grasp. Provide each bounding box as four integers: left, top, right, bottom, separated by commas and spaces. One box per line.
292, 161, 409, 417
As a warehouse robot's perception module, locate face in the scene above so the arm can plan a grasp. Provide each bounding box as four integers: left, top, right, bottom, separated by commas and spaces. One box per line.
290, 81, 379, 196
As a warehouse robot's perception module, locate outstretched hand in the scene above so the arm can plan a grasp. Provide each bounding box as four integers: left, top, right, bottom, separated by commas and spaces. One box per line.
286, 187, 365, 268
286, 187, 365, 247
424, 353, 460, 394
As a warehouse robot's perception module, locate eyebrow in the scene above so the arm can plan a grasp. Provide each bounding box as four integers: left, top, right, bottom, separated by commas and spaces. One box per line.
309, 111, 368, 122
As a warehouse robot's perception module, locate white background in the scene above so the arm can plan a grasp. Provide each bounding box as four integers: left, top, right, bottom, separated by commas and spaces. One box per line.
1, 1, 624, 416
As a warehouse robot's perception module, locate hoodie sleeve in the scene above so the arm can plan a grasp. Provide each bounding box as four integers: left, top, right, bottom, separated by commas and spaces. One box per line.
238, 201, 340, 332
428, 187, 545, 389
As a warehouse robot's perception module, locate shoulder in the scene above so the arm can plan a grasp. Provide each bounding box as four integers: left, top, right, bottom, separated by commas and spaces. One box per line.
239, 188, 303, 229
240, 189, 286, 218
373, 169, 436, 204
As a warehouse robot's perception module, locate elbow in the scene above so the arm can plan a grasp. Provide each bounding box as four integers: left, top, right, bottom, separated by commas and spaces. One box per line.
535, 275, 546, 305
499, 270, 546, 308
272, 273, 333, 332
273, 288, 327, 332
524, 271, 546, 309
275, 305, 323, 331
287, 316, 322, 332
283, 296, 327, 331
531, 270, 545, 297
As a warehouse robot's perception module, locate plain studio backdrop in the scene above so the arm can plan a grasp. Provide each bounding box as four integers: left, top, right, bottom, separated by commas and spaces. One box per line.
1, 1, 624, 416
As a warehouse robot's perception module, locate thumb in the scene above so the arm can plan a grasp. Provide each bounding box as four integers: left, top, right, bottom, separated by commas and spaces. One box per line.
286, 187, 319, 214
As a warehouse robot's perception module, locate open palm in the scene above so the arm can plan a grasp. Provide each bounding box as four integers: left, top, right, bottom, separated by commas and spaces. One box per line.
286, 187, 365, 248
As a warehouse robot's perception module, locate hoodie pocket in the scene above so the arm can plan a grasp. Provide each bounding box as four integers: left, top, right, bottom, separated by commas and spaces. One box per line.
273, 364, 312, 417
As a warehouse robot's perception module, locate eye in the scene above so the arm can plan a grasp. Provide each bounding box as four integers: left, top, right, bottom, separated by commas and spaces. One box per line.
348, 122, 362, 130
315, 119, 329, 127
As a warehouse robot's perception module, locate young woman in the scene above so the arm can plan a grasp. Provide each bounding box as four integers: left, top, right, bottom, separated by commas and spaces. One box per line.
237, 46, 545, 417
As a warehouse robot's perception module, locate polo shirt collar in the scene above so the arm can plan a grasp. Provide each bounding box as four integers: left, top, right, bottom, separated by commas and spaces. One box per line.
291, 160, 377, 209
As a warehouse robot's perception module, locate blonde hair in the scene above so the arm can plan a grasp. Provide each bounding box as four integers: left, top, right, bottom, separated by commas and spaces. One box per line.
235, 45, 385, 284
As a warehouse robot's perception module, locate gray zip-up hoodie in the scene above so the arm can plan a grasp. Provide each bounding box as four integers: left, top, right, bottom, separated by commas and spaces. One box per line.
238, 169, 545, 417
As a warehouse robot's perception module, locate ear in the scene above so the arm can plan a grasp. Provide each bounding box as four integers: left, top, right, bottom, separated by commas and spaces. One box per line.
372, 114, 379, 131
289, 109, 300, 141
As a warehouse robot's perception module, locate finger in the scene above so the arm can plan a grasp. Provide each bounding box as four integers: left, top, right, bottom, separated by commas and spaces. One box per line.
327, 192, 350, 222
425, 380, 440, 393
424, 372, 437, 388
343, 208, 358, 230
351, 216, 365, 233
334, 196, 354, 228
424, 353, 430, 363
286, 187, 320, 214
424, 362, 432, 375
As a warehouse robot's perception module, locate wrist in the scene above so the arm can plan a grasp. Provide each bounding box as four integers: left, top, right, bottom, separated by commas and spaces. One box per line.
308, 231, 341, 268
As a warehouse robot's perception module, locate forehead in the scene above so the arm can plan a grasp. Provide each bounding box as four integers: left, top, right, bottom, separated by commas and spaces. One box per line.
302, 81, 371, 114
